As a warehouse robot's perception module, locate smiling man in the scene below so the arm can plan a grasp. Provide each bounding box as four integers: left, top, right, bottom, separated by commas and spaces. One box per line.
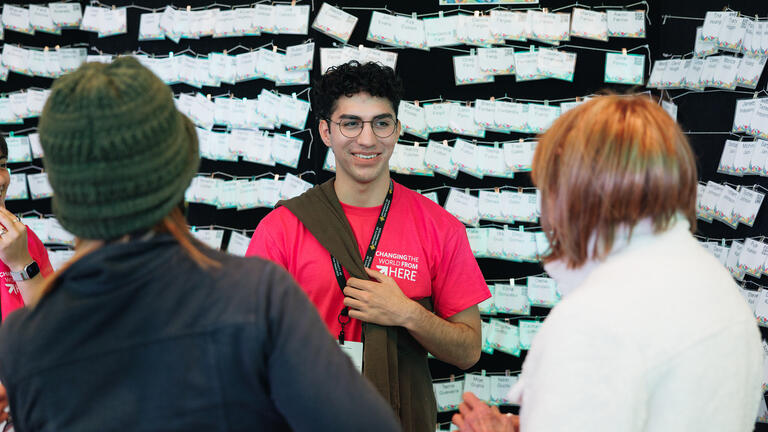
247, 61, 489, 431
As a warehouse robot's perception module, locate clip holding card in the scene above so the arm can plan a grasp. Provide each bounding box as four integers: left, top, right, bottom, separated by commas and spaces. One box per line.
443, 140, 448, 146
112, 4, 116, 10
206, 94, 211, 101
493, 141, 499, 149
754, 92, 759, 99
474, 10, 480, 17
414, 100, 419, 107
465, 188, 470, 195
414, 141, 419, 147
470, 48, 476, 56
529, 45, 535, 53
622, 48, 627, 55
186, 5, 191, 12
509, 277, 514, 286
494, 187, 500, 194
8, 131, 14, 138
490, 97, 495, 102
450, 374, 455, 382
44, 46, 49, 52
519, 226, 524, 232
505, 369, 511, 377
55, 45, 60, 51
439, 10, 444, 18
272, 45, 278, 53
274, 174, 280, 181
481, 369, 486, 376
412, 12, 417, 20
519, 138, 524, 143
292, 92, 297, 99
291, 0, 296, 5
358, 44, 363, 50
169, 51, 174, 58
542, 8, 548, 13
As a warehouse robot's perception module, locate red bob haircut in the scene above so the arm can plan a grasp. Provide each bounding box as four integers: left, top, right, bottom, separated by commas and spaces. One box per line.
532, 94, 698, 268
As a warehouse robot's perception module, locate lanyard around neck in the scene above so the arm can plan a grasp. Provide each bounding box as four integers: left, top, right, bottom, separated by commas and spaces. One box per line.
333, 180, 394, 344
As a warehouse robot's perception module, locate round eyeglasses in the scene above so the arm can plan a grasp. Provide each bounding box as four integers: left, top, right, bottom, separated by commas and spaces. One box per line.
326, 117, 399, 138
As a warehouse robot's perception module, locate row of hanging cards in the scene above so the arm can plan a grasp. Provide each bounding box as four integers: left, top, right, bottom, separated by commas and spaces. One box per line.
397, 100, 567, 139
479, 278, 560, 317
465, 227, 547, 262
443, 187, 541, 227
0, 4, 311, 39
139, 48, 310, 87
697, 237, 768, 283
195, 128, 305, 168
454, 48, 645, 85
647, 56, 766, 91
145, 4, 309, 42
733, 99, 768, 140
718, 139, 768, 177
185, 173, 312, 210
453, 47, 577, 84
697, 181, 765, 229
4, 171, 52, 201
700, 12, 768, 56
319, 45, 397, 73
0, 90, 50, 124
433, 371, 520, 413
173, 91, 310, 132
0, 43, 315, 86
323, 140, 537, 181
368, 8, 645, 51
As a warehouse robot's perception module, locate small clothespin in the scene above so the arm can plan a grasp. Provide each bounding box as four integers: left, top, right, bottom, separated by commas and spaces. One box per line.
186, 5, 191, 12
622, 48, 627, 55
414, 100, 419, 107
414, 141, 419, 147
442, 140, 448, 146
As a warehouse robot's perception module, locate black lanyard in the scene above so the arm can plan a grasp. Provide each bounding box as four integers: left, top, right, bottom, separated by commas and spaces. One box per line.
333, 180, 394, 345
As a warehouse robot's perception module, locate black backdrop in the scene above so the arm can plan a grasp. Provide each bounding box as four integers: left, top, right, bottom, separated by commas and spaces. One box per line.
1, 0, 767, 429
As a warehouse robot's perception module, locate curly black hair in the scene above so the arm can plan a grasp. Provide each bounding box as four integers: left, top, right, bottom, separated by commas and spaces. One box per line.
311, 61, 404, 122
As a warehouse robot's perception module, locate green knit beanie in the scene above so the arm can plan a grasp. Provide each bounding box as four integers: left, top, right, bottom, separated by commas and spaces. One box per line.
38, 56, 199, 240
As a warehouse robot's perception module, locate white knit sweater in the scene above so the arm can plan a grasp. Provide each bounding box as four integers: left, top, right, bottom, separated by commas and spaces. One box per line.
509, 218, 763, 432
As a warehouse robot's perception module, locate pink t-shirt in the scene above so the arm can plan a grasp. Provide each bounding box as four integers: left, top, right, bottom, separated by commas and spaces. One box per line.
1, 227, 53, 320
247, 182, 490, 342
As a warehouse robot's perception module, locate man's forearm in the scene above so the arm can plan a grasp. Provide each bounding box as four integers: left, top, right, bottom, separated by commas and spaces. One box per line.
402, 302, 481, 370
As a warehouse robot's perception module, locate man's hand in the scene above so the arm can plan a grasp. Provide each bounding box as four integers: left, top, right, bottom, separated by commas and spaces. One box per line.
0, 383, 9, 423
0, 208, 31, 272
452, 392, 519, 432
343, 268, 417, 327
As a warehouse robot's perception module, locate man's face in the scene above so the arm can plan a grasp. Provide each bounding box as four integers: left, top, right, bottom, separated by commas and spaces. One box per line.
319, 92, 400, 187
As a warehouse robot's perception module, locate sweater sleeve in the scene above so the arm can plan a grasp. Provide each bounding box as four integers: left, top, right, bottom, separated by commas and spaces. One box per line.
264, 265, 401, 432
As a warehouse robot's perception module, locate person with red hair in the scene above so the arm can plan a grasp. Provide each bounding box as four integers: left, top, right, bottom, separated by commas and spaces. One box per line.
454, 94, 762, 432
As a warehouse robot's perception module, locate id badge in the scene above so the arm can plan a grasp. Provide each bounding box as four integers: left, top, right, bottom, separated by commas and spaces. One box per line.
338, 341, 363, 373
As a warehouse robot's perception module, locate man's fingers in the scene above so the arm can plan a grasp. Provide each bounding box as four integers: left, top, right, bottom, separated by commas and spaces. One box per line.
462, 391, 484, 409
342, 296, 364, 311
452, 413, 466, 430
345, 277, 376, 291
364, 267, 387, 282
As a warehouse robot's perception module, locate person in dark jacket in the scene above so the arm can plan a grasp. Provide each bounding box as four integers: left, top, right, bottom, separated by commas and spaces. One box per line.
0, 57, 401, 432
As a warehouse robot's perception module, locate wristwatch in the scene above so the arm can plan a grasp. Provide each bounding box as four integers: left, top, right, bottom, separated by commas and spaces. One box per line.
10, 261, 40, 282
